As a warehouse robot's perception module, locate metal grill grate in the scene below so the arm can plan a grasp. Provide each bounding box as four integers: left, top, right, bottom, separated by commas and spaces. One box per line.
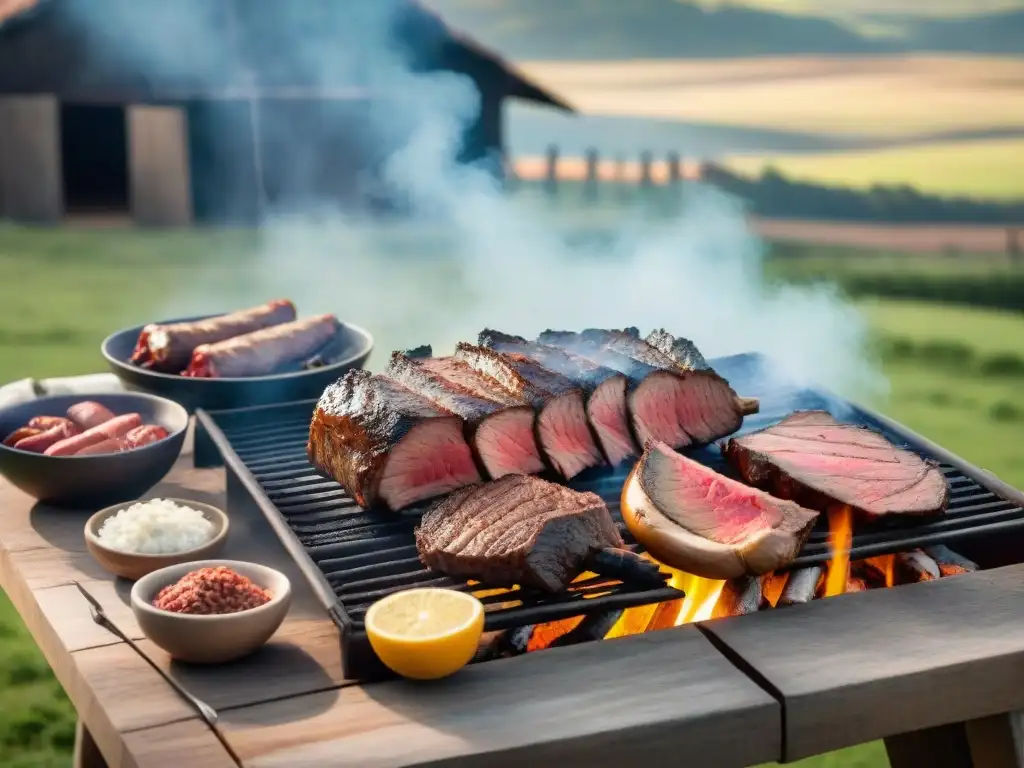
193, 353, 1024, 679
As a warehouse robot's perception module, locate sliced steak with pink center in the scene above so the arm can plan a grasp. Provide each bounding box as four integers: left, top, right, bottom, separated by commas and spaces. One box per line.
622, 441, 820, 578
308, 369, 481, 511
386, 347, 544, 480
415, 474, 624, 592
454, 343, 606, 480
478, 329, 638, 466
537, 328, 745, 450
723, 410, 950, 520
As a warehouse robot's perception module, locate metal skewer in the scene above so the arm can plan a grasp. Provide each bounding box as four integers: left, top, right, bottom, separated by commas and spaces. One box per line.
72, 582, 242, 765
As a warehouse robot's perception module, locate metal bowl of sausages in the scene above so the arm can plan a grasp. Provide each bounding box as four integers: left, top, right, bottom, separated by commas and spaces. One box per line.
101, 300, 374, 412
0, 394, 189, 508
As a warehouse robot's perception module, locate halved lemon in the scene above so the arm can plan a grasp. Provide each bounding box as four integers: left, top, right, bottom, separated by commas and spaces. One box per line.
365, 588, 485, 680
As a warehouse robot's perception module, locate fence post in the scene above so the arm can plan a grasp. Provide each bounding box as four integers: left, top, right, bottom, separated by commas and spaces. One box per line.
667, 151, 681, 184
639, 150, 653, 187
545, 144, 559, 195
584, 147, 599, 201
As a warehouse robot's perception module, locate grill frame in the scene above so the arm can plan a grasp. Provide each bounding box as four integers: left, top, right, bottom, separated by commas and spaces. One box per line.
193, 352, 1024, 681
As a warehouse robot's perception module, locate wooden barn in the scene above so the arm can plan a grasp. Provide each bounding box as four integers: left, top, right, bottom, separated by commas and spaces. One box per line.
0, 0, 571, 225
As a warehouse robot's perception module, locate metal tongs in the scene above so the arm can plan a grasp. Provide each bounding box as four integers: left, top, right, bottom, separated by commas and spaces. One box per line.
73, 581, 221, 727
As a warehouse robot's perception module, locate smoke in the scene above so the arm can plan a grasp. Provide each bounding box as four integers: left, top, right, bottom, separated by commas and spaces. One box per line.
64, 0, 884, 400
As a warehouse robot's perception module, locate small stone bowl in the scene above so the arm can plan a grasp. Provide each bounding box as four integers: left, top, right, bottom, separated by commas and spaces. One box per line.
85, 499, 230, 581
130, 559, 292, 664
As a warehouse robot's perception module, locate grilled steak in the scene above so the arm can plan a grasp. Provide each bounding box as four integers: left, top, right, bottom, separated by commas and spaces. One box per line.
723, 411, 950, 520
537, 328, 745, 449
454, 343, 606, 479
415, 474, 625, 592
386, 348, 544, 480
479, 329, 639, 466
308, 369, 482, 511
621, 441, 820, 579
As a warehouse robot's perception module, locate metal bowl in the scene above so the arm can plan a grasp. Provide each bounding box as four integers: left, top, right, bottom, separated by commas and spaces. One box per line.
0, 392, 189, 508
101, 314, 374, 412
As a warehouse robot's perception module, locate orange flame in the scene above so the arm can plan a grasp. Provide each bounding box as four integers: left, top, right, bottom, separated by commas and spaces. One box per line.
761, 572, 789, 608
605, 556, 726, 638
823, 505, 854, 597
862, 554, 896, 587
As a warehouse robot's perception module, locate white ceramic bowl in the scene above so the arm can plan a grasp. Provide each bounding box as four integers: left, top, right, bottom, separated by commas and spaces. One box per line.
130, 559, 291, 664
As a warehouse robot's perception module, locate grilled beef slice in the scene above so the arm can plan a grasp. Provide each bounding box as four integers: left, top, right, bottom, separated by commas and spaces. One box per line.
723, 410, 949, 520
537, 328, 744, 450
622, 441, 820, 578
454, 343, 606, 479
308, 369, 482, 511
386, 348, 544, 480
479, 329, 639, 466
415, 474, 624, 592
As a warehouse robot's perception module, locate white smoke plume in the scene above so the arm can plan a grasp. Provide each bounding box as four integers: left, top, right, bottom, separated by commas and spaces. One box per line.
63, 0, 885, 401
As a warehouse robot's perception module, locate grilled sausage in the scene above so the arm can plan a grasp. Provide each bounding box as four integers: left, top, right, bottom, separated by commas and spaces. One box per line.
75, 438, 123, 456
130, 299, 297, 372
45, 414, 143, 456
14, 422, 81, 453
122, 425, 169, 450
28, 415, 74, 431
67, 401, 116, 430
3, 427, 41, 447
182, 314, 340, 378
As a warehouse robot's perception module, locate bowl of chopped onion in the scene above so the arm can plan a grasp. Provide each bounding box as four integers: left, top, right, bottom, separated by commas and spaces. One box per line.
85, 498, 230, 581
130, 560, 291, 664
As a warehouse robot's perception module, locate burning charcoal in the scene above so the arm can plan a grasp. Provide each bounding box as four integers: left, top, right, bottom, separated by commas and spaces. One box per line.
846, 576, 869, 593
584, 548, 668, 588
712, 575, 762, 619
924, 545, 979, 577
550, 610, 625, 648
475, 625, 535, 662
895, 550, 941, 584
852, 559, 886, 589
777, 566, 822, 608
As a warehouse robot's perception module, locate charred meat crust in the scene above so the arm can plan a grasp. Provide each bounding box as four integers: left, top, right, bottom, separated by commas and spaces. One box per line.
479, 329, 633, 465
307, 369, 469, 509
723, 410, 950, 520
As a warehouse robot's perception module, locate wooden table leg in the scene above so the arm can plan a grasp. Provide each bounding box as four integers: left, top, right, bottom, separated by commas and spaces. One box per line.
73, 720, 109, 768
884, 722, 973, 768
966, 712, 1024, 768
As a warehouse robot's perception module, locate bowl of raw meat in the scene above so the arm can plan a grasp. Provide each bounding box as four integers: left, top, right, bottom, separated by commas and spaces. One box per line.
0, 394, 188, 507
101, 299, 374, 412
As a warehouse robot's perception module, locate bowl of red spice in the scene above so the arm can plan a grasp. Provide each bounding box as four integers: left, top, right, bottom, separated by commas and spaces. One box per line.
130, 560, 291, 664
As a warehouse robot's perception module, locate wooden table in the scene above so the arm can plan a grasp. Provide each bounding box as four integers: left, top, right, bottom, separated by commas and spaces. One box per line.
4, 438, 1024, 767
0, 439, 780, 768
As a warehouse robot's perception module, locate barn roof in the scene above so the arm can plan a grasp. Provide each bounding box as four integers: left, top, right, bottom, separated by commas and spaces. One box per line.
0, 0, 573, 111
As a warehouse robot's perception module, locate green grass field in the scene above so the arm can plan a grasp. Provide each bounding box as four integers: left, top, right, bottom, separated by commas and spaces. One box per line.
724, 139, 1024, 201
1, 225, 1023, 767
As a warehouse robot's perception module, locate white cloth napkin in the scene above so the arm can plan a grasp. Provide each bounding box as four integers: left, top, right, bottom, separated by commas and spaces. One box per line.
0, 373, 125, 409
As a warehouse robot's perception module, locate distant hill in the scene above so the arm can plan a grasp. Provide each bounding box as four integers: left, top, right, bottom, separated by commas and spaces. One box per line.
427, 0, 1024, 59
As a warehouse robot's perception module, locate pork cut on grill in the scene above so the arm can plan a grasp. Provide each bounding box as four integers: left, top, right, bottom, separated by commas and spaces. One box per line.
386, 347, 544, 480
307, 369, 482, 510
723, 410, 950, 520
454, 343, 606, 479
478, 329, 639, 466
538, 327, 746, 450
415, 474, 627, 592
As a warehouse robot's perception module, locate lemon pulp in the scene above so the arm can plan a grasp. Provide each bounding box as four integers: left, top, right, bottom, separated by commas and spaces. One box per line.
365, 588, 484, 680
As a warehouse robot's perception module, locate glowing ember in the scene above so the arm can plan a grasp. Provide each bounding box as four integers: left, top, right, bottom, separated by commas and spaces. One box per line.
823, 505, 853, 597
527, 616, 585, 651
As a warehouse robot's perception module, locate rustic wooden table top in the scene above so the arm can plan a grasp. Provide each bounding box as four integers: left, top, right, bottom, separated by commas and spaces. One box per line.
0, 438, 781, 768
